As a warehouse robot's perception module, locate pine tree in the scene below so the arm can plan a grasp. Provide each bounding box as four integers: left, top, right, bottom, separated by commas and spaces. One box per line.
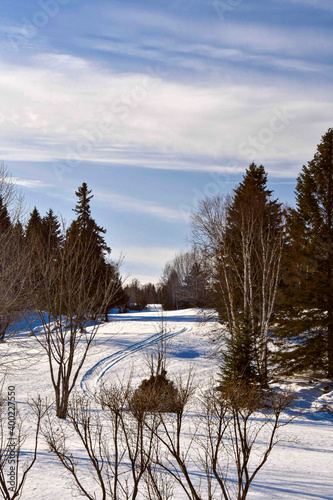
276, 128, 333, 377
0, 196, 12, 234
228, 163, 282, 232
12, 221, 24, 244
42, 209, 63, 255
65, 183, 120, 320
220, 312, 258, 386
182, 261, 209, 308
25, 207, 44, 249
70, 182, 110, 256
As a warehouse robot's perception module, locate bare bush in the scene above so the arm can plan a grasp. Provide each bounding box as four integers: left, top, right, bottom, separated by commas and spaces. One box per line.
43, 375, 296, 500
0, 394, 48, 499
44, 380, 158, 500
198, 383, 296, 500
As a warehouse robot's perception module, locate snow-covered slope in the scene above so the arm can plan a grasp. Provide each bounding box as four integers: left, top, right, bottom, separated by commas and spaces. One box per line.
1, 307, 332, 499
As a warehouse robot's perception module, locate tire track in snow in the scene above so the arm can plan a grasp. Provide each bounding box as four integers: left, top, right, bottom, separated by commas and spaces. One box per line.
81, 326, 189, 394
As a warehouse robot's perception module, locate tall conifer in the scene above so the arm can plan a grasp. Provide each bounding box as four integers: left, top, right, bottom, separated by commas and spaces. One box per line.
276, 128, 333, 377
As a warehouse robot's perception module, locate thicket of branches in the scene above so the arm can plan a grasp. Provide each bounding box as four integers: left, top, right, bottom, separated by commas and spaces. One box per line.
43, 377, 295, 500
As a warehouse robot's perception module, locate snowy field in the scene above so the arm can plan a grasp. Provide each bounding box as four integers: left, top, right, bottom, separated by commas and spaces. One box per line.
1, 307, 333, 500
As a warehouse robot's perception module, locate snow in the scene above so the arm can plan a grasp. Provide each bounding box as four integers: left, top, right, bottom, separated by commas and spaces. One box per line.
1, 306, 333, 499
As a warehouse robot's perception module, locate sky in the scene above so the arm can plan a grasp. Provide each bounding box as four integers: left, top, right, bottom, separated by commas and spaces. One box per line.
0, 0, 332, 283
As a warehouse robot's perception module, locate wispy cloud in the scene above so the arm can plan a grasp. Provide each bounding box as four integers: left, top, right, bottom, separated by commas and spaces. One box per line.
13, 178, 51, 189
97, 191, 184, 222
113, 245, 178, 268
0, 53, 332, 176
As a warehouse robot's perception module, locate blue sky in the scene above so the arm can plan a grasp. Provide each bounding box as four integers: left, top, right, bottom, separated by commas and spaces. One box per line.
0, 0, 332, 283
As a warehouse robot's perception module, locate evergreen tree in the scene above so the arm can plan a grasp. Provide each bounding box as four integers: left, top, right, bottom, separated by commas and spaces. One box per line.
276, 128, 333, 377
42, 209, 63, 255
25, 207, 44, 249
220, 313, 258, 385
161, 269, 181, 310
25, 208, 48, 311
102, 263, 126, 319
228, 163, 282, 235
0, 196, 12, 234
69, 182, 110, 256
207, 164, 284, 385
12, 221, 24, 244
182, 261, 209, 308
65, 183, 122, 319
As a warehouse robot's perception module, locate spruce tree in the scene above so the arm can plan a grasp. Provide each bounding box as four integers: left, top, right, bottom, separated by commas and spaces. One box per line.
220, 312, 258, 385
70, 182, 110, 255
215, 163, 283, 385
276, 128, 333, 377
0, 196, 12, 234
42, 209, 63, 256
65, 183, 120, 319
25, 207, 44, 249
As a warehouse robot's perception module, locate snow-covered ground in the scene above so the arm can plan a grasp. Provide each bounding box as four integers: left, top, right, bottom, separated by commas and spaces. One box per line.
1, 307, 333, 499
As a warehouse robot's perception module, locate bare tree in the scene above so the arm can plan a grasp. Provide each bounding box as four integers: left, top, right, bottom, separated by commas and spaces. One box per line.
26, 231, 123, 419
146, 377, 295, 500
0, 163, 29, 343
191, 192, 284, 383
0, 394, 48, 499
198, 383, 296, 500
159, 249, 209, 310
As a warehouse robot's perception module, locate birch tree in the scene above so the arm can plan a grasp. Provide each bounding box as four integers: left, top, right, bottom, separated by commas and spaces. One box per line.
191, 164, 284, 384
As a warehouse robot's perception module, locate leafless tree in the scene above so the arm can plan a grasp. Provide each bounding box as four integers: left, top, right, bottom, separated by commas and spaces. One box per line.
198, 383, 296, 500
145, 377, 295, 500
160, 249, 209, 310
0, 163, 29, 343
26, 231, 123, 419
0, 394, 48, 500
191, 194, 284, 382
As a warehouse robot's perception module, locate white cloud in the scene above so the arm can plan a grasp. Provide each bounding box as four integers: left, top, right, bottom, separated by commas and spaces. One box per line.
112, 246, 180, 284
12, 178, 51, 189
0, 52, 332, 177
97, 191, 184, 222
113, 246, 178, 268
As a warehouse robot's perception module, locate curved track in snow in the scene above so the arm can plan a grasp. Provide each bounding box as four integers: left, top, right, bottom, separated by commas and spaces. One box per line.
81, 325, 189, 394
